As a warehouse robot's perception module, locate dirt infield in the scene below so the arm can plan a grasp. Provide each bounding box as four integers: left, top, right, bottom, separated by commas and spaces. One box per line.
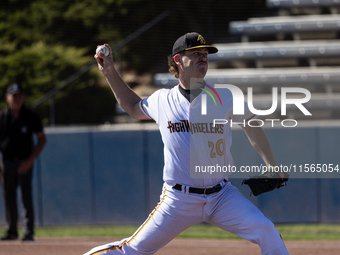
0, 237, 340, 255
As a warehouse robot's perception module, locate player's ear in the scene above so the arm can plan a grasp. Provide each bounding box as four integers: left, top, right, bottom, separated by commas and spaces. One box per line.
174, 54, 181, 65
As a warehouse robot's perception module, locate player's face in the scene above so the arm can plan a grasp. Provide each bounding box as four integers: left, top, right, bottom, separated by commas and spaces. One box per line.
6, 93, 25, 112
180, 48, 209, 78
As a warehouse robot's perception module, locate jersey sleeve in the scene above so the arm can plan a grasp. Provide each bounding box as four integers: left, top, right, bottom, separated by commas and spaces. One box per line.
139, 89, 163, 124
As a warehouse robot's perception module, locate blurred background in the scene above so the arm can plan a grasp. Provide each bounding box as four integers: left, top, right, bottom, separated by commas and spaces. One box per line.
1, 0, 340, 227
0, 0, 274, 125
2, 0, 340, 125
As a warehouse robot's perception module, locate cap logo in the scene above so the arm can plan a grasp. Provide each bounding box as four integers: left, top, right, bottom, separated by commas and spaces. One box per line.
197, 35, 206, 45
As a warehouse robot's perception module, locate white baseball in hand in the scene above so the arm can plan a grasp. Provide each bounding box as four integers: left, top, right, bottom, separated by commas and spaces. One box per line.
96, 45, 109, 57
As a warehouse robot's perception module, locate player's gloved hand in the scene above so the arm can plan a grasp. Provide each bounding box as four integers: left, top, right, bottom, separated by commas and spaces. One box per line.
242, 170, 289, 196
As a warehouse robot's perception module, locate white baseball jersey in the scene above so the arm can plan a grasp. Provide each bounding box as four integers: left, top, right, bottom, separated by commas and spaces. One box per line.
139, 81, 256, 187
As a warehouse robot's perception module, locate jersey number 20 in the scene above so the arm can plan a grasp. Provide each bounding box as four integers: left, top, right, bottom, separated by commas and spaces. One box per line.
208, 139, 224, 158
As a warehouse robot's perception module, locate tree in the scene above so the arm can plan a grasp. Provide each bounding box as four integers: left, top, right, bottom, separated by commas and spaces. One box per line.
0, 0, 267, 124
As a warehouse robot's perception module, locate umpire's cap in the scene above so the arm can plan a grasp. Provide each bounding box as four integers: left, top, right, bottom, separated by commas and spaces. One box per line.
172, 32, 218, 56
6, 83, 23, 95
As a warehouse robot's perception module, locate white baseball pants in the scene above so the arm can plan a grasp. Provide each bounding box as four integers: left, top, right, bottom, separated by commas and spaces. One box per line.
83, 181, 289, 255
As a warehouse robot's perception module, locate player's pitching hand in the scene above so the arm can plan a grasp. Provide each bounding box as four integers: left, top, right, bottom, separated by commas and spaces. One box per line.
94, 44, 114, 75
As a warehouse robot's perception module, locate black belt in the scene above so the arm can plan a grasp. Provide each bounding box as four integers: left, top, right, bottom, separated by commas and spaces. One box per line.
173, 179, 227, 195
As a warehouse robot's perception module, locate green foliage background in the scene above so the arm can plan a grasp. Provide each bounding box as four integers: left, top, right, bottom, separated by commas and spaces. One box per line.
0, 0, 267, 125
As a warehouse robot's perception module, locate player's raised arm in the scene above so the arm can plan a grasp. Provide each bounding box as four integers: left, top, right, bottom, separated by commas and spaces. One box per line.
94, 44, 148, 120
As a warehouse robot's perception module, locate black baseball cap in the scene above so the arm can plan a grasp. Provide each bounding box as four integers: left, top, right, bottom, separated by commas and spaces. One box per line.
6, 83, 23, 95
172, 32, 218, 56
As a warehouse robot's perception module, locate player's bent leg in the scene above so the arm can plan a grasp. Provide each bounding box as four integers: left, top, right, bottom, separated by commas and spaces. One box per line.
83, 184, 204, 255
206, 182, 289, 255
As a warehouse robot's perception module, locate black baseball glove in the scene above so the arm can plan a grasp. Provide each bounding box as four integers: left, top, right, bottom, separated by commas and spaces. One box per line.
242, 171, 289, 196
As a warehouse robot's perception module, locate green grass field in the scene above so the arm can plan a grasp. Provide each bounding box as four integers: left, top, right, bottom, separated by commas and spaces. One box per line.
1, 224, 340, 240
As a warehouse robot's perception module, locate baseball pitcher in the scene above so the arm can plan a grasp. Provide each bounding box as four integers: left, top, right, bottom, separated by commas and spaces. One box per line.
84, 32, 289, 255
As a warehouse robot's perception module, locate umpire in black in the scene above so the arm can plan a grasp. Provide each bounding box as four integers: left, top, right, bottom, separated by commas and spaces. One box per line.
0, 83, 46, 241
